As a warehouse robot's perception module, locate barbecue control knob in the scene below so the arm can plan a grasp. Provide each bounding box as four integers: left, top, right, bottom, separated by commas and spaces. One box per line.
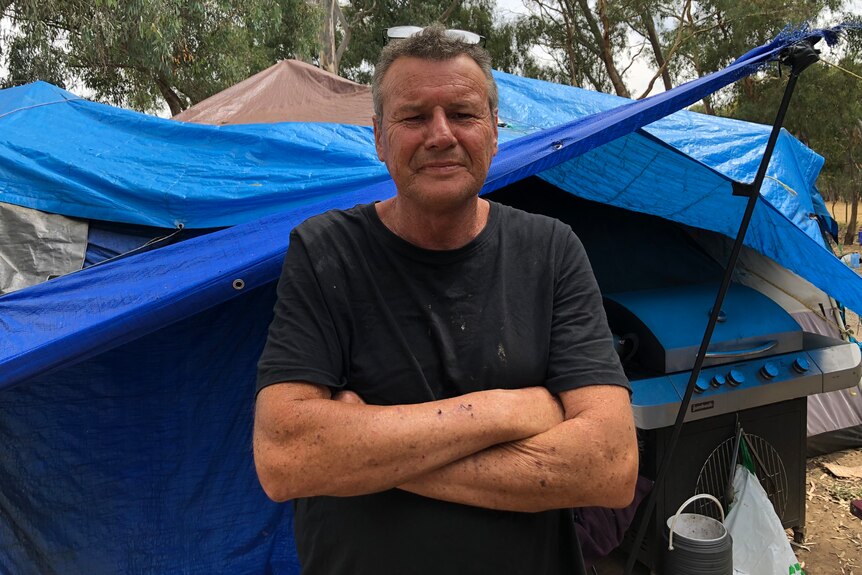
760, 362, 779, 380
711, 374, 726, 388
694, 377, 710, 394
792, 357, 811, 374
727, 369, 745, 386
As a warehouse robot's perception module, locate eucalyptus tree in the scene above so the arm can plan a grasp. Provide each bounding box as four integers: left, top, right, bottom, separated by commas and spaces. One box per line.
0, 0, 320, 114
666, 0, 842, 112
510, 0, 846, 103
514, 0, 634, 95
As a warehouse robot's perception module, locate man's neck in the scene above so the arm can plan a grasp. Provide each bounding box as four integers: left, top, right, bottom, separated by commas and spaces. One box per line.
376, 197, 490, 251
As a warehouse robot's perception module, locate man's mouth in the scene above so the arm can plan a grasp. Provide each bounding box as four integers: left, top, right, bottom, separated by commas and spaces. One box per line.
419, 161, 464, 173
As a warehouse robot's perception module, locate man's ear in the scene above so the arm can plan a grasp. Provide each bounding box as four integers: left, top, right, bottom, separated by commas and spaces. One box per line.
372, 116, 386, 162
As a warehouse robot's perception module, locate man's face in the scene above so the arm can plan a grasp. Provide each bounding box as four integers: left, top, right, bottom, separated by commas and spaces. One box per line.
373, 55, 498, 212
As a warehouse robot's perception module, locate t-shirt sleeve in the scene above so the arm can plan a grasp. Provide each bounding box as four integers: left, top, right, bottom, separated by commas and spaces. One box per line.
544, 228, 630, 395
256, 230, 345, 394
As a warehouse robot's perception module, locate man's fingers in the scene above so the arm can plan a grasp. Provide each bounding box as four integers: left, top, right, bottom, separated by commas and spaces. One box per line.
333, 390, 366, 405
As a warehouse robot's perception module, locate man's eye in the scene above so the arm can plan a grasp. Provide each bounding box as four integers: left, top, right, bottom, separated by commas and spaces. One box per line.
451, 113, 474, 121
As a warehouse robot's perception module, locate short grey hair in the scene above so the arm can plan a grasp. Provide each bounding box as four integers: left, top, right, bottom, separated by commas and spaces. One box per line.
371, 23, 498, 119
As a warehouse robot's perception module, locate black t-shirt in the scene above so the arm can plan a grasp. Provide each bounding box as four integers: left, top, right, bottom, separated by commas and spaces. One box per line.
257, 201, 628, 574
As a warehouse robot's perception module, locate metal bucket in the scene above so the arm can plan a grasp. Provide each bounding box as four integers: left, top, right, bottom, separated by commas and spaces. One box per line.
662, 494, 733, 575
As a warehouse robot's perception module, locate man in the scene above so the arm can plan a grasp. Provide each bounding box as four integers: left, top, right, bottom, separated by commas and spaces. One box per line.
254, 25, 637, 575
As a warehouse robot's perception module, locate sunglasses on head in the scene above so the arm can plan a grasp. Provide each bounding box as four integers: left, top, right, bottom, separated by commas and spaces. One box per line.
384, 26, 486, 46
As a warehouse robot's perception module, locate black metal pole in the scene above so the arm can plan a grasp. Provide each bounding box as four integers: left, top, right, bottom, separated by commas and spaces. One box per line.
623, 40, 820, 575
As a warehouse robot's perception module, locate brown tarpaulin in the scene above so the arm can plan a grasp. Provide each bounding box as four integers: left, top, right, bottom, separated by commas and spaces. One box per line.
173, 60, 373, 126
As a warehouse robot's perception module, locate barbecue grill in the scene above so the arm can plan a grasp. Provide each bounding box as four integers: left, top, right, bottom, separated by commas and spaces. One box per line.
604, 281, 862, 567
605, 282, 861, 429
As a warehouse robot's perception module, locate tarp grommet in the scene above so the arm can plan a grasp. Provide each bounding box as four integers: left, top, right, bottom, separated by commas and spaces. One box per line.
232, 279, 245, 290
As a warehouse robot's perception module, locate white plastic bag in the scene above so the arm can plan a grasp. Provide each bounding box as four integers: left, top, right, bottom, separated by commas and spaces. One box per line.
723, 465, 803, 575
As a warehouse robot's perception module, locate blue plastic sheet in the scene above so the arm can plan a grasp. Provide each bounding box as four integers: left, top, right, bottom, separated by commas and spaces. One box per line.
0, 284, 299, 574
0, 83, 387, 228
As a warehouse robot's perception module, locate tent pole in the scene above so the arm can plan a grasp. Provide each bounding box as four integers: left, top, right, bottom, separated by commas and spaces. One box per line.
623, 39, 821, 575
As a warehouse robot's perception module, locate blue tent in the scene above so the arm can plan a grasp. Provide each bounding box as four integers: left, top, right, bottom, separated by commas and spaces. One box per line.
1, 27, 859, 573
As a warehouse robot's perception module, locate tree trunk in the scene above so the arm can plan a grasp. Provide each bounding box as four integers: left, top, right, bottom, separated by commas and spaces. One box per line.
575, 0, 630, 97
319, 0, 337, 74
701, 93, 715, 115
844, 190, 859, 245
691, 62, 715, 115
155, 76, 185, 116
640, 11, 672, 91
332, 1, 351, 72
439, 0, 461, 23
559, 1, 580, 86
597, 0, 629, 97
844, 147, 860, 245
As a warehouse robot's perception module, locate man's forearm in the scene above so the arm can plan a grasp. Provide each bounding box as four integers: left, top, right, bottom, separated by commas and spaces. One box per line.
253, 383, 563, 502
398, 386, 638, 512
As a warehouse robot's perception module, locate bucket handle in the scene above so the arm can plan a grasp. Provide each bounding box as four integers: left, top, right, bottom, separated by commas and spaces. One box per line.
668, 493, 725, 551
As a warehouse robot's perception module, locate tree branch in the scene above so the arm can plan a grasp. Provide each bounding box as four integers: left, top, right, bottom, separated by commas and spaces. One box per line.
439, 0, 462, 24
637, 0, 701, 100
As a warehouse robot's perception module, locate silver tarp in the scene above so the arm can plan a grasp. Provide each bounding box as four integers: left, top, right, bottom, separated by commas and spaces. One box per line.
0, 202, 87, 294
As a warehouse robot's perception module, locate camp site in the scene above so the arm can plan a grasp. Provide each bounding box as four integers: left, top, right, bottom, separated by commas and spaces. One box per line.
1, 4, 862, 575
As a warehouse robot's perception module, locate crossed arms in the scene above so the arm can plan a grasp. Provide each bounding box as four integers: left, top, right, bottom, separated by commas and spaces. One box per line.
253, 381, 638, 513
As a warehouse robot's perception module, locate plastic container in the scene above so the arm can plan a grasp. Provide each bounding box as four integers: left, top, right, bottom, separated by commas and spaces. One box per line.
662, 494, 733, 575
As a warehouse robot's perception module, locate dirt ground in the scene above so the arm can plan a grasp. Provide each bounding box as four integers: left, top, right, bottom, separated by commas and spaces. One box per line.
798, 449, 862, 574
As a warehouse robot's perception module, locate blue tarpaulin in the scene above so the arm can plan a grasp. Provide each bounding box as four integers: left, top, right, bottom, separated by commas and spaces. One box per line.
1, 25, 860, 574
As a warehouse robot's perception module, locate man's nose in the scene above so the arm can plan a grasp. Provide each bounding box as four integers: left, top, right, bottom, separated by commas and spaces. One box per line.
425, 109, 456, 149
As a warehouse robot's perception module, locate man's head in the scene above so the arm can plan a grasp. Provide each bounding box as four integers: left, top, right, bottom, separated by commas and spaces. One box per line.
372, 24, 498, 119
371, 25, 499, 213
